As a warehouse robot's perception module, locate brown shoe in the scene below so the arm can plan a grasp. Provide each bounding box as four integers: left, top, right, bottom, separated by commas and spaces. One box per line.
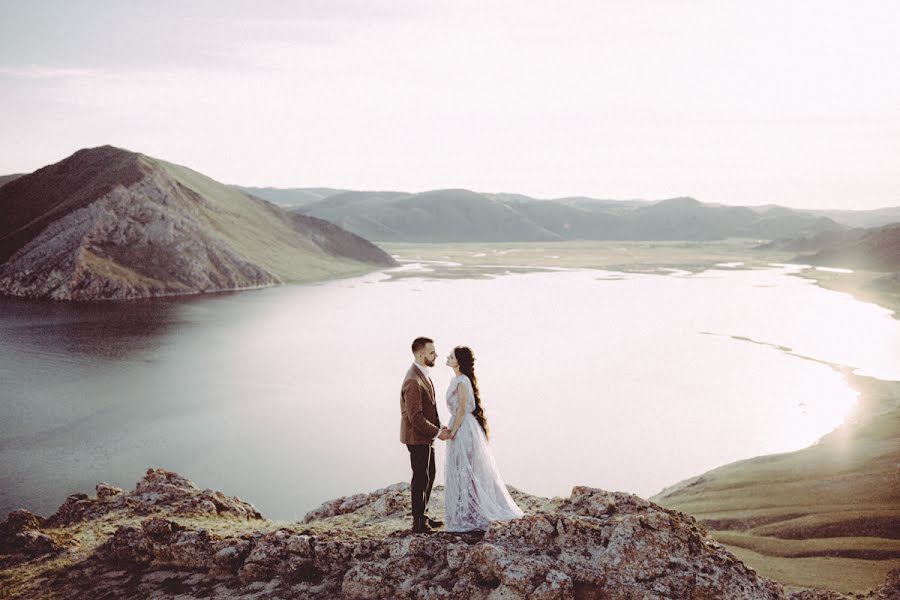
425, 516, 443, 528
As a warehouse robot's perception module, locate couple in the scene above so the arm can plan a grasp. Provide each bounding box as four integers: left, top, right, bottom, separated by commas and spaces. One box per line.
400, 337, 524, 533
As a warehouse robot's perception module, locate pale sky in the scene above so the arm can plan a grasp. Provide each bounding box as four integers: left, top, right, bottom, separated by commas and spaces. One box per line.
1, 0, 898, 209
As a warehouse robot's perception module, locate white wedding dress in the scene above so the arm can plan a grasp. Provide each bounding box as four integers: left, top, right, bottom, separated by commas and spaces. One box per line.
444, 374, 524, 532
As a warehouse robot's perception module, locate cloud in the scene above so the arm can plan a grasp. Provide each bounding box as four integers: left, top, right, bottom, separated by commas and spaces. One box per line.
0, 65, 99, 80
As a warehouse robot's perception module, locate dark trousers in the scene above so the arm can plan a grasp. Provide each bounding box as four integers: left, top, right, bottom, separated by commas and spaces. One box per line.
407, 443, 436, 519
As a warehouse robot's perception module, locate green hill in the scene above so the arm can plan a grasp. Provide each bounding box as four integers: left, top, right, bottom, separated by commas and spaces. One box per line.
0, 146, 394, 301
293, 189, 846, 242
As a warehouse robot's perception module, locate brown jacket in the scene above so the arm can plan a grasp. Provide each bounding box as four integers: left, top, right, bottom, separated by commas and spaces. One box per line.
400, 364, 441, 445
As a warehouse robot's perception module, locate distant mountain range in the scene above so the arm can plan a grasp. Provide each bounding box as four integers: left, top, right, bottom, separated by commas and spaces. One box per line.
232, 186, 346, 210
232, 186, 899, 243
748, 203, 900, 229
0, 147, 394, 301
3, 154, 897, 299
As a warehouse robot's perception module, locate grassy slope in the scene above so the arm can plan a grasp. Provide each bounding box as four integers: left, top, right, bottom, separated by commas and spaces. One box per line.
2, 149, 393, 300
154, 159, 384, 283
725, 547, 898, 596
652, 384, 900, 594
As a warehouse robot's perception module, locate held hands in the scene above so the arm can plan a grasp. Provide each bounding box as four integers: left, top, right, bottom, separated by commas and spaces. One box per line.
438, 427, 453, 441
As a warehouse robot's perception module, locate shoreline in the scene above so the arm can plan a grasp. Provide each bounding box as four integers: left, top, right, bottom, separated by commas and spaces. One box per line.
0, 261, 389, 305
650, 355, 900, 594
381, 238, 900, 318
789, 268, 899, 322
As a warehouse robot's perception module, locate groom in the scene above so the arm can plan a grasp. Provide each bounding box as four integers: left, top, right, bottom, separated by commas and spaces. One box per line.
401, 336, 451, 533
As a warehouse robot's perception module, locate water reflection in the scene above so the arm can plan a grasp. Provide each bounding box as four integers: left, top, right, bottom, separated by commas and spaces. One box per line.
0, 296, 185, 361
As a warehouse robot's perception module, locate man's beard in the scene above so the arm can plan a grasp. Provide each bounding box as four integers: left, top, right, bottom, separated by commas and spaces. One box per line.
424, 358, 435, 367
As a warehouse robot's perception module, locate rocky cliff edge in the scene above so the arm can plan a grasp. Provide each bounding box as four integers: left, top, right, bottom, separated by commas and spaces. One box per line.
1, 469, 896, 599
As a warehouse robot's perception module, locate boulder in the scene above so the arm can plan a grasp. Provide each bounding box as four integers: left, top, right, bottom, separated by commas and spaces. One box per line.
0, 508, 76, 557
44, 468, 264, 527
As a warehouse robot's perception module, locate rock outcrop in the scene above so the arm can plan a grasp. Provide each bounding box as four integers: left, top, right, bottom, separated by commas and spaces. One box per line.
1, 469, 896, 599
0, 146, 396, 301
42, 468, 263, 530
0, 508, 79, 557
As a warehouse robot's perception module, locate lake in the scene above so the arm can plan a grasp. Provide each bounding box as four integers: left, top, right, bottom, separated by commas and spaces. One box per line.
2, 262, 898, 521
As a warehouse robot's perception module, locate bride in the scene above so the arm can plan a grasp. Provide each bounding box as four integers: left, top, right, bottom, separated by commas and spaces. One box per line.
443, 346, 524, 532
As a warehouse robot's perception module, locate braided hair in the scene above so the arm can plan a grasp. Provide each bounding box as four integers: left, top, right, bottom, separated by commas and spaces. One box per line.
453, 346, 489, 441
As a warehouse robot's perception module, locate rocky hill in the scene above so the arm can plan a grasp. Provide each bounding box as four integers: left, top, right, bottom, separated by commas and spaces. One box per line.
0, 146, 395, 301
1, 468, 897, 599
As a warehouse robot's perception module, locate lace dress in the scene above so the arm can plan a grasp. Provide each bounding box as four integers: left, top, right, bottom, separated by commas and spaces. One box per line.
444, 374, 524, 532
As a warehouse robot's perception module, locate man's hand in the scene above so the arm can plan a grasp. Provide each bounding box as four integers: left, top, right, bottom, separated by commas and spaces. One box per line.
437, 427, 451, 441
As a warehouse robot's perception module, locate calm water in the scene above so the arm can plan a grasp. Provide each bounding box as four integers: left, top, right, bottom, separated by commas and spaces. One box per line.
2, 264, 898, 521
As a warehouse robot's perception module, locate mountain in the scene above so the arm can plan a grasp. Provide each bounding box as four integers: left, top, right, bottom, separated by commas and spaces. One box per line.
6, 468, 895, 599
292, 190, 846, 242
793, 223, 900, 272
230, 186, 349, 209
803, 207, 900, 229
304, 188, 564, 242
745, 206, 847, 241
226, 184, 899, 242
0, 146, 395, 301
746, 204, 900, 229
624, 197, 758, 240
540, 196, 653, 214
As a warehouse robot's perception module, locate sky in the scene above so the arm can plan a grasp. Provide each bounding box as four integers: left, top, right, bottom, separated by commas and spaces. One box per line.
1, 0, 898, 209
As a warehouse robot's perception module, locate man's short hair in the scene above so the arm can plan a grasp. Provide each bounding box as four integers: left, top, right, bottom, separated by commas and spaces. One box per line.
411, 337, 434, 354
